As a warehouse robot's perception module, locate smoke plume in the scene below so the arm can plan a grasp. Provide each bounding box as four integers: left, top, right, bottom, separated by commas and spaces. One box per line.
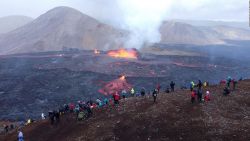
74, 0, 173, 49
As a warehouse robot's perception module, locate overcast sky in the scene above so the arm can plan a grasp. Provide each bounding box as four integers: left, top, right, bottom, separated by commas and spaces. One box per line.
0, 0, 248, 22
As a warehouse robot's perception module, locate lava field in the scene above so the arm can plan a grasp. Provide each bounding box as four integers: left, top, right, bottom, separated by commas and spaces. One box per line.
0, 49, 250, 120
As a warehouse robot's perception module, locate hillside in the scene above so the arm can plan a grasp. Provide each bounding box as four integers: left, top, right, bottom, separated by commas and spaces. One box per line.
0, 16, 33, 34
160, 21, 250, 45
0, 7, 126, 55
1, 80, 250, 141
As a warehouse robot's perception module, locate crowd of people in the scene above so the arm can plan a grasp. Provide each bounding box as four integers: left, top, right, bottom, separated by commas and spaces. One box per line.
1, 76, 243, 141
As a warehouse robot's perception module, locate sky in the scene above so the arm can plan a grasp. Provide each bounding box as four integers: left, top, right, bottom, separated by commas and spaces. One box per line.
0, 0, 248, 48
0, 0, 248, 21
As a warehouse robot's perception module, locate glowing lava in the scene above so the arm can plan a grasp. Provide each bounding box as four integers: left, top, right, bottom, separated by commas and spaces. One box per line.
107, 48, 138, 59
119, 75, 126, 80
94, 49, 100, 54
98, 75, 132, 95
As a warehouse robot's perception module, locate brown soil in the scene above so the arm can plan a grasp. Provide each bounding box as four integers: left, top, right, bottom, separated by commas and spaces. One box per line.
1, 80, 250, 141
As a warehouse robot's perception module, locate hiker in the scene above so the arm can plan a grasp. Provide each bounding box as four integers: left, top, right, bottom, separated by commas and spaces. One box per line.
203, 81, 209, 87
121, 89, 127, 99
190, 81, 195, 91
10, 124, 14, 130
130, 88, 135, 97
223, 87, 230, 96
170, 81, 175, 92
141, 88, 146, 96
26, 118, 32, 125
197, 89, 203, 103
18, 131, 24, 141
85, 104, 92, 117
152, 89, 158, 103
69, 103, 75, 113
191, 90, 196, 103
74, 105, 80, 116
41, 113, 46, 120
63, 104, 69, 112
204, 91, 211, 102
197, 80, 203, 90
232, 79, 237, 90
96, 98, 102, 107
165, 87, 170, 93
108, 98, 113, 106
113, 92, 120, 105
55, 111, 60, 124
48, 111, 55, 125
4, 124, 9, 134
103, 97, 109, 105
226, 76, 232, 88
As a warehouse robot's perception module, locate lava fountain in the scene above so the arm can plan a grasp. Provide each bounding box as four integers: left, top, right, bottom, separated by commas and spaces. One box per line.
107, 48, 138, 59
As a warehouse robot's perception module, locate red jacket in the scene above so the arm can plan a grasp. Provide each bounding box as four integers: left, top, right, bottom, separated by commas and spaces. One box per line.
191, 91, 196, 98
114, 94, 120, 101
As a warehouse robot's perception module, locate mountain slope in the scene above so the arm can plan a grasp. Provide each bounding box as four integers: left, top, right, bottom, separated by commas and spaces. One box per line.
160, 21, 225, 45
0, 7, 126, 55
1, 80, 250, 141
0, 16, 33, 34
160, 21, 250, 45
174, 19, 249, 30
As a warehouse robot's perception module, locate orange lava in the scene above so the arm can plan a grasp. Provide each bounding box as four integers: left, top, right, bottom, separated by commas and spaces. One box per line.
107, 48, 138, 59
119, 75, 126, 80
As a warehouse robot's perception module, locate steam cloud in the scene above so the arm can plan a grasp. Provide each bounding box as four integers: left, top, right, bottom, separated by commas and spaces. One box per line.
75, 0, 173, 49
117, 0, 172, 48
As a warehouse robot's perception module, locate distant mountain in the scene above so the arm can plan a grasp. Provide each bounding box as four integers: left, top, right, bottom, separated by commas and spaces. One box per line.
173, 19, 249, 30
159, 21, 250, 45
160, 21, 224, 45
0, 15, 33, 34
0, 7, 126, 55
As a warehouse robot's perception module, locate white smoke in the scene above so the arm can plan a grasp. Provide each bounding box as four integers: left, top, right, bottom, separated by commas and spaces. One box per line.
116, 0, 173, 48
71, 0, 173, 49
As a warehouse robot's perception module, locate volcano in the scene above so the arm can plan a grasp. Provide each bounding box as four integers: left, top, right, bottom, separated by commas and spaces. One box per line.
98, 75, 132, 95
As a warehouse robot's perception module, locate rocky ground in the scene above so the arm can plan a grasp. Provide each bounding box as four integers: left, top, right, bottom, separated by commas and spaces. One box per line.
1, 80, 249, 141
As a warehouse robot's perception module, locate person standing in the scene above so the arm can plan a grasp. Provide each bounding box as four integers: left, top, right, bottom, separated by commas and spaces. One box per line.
197, 89, 203, 103
152, 89, 158, 103
113, 92, 120, 105
121, 89, 127, 99
18, 131, 24, 141
141, 88, 146, 97
130, 88, 135, 97
197, 80, 203, 90
232, 79, 237, 91
41, 113, 46, 120
4, 124, 9, 134
170, 81, 175, 92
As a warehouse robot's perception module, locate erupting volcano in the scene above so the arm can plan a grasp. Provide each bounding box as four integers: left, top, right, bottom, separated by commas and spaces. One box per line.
107, 48, 138, 59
